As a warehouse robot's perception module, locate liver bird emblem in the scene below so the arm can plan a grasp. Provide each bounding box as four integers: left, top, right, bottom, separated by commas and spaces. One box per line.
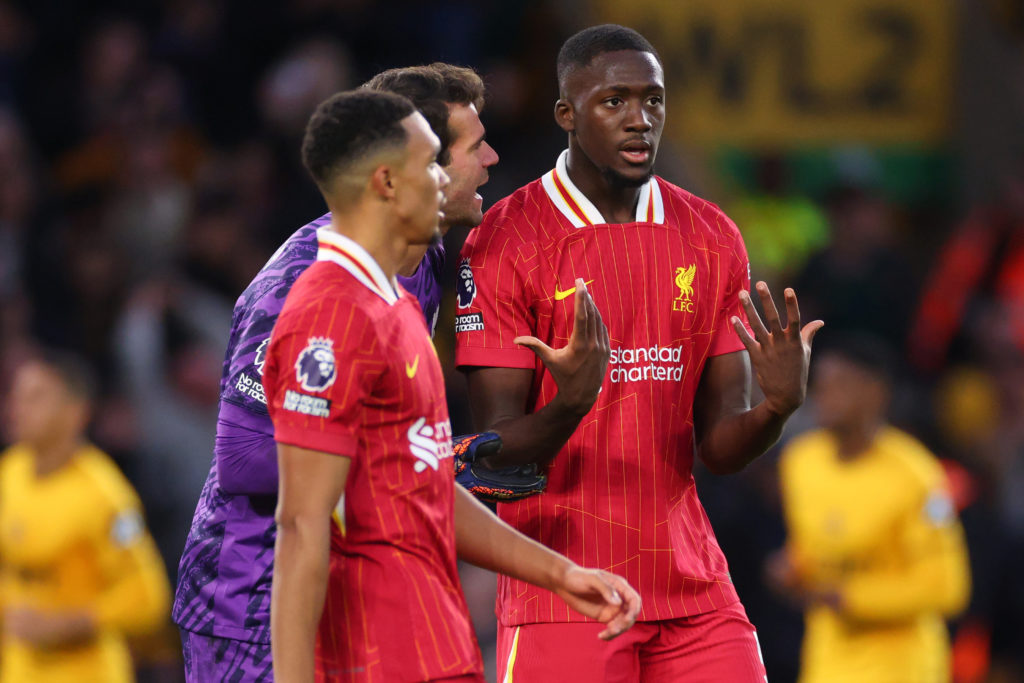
675, 264, 696, 301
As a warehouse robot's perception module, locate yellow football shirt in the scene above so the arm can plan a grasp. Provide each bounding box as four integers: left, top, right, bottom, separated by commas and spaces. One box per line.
780, 427, 970, 683
0, 443, 170, 683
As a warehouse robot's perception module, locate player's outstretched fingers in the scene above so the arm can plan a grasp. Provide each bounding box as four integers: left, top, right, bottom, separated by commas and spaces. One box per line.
514, 336, 553, 364
755, 281, 783, 335
801, 319, 825, 347
731, 315, 759, 356
783, 287, 802, 336
571, 278, 590, 345
580, 280, 599, 344
584, 285, 609, 350
738, 290, 769, 345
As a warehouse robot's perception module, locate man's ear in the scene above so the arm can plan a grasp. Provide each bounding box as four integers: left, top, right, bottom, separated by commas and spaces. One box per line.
369, 164, 396, 201
555, 98, 575, 133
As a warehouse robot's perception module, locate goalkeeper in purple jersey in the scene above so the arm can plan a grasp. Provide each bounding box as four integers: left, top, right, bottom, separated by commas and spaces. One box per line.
173, 64, 498, 682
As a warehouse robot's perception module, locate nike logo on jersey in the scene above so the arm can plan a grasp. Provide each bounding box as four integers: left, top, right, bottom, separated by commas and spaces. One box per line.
554, 279, 594, 301
405, 355, 419, 378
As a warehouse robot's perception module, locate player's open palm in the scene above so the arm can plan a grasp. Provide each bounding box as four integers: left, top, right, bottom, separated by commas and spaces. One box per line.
514, 279, 610, 415
554, 566, 641, 641
732, 282, 824, 417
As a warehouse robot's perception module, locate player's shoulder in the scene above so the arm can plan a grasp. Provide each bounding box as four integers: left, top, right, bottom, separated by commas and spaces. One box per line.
235, 217, 326, 310
0, 444, 31, 480
876, 427, 945, 490
656, 177, 742, 237
467, 179, 550, 251
780, 429, 835, 471
278, 262, 390, 335
74, 445, 142, 511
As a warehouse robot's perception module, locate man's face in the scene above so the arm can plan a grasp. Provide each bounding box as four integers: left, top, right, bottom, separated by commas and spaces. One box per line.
394, 112, 450, 245
561, 50, 665, 188
811, 355, 885, 432
6, 362, 83, 446
441, 103, 499, 229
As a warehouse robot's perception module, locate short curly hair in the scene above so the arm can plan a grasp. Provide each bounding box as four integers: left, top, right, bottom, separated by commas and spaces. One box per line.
301, 89, 416, 190
557, 25, 660, 94
363, 63, 485, 166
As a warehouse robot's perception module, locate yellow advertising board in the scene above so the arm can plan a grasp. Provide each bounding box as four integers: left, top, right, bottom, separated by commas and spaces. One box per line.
591, 0, 954, 146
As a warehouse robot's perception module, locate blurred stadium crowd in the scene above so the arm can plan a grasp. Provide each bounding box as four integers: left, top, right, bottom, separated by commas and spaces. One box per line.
0, 1, 1022, 681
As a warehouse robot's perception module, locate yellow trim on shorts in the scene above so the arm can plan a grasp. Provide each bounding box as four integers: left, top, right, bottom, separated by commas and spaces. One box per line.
502, 626, 521, 683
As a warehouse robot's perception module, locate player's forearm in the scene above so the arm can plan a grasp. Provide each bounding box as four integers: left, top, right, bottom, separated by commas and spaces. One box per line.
840, 540, 971, 622
96, 544, 170, 634
272, 514, 331, 683
697, 401, 790, 475
40, 611, 98, 647
453, 485, 573, 591
484, 396, 588, 467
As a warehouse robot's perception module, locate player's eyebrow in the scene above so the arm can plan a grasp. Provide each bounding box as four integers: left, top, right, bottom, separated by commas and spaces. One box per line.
469, 133, 486, 151
604, 84, 665, 94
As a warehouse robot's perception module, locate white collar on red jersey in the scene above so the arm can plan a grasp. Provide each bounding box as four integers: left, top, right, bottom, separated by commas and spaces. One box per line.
541, 149, 665, 227
316, 227, 400, 305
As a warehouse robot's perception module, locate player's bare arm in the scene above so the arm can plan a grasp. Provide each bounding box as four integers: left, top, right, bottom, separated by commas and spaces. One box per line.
453, 484, 639, 640
694, 282, 823, 474
465, 279, 609, 468
271, 444, 351, 683
3, 608, 97, 648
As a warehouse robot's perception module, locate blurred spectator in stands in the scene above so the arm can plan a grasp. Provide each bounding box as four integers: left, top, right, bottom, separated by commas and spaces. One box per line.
258, 38, 352, 242
113, 277, 226, 567
729, 152, 829, 289
909, 160, 1024, 374
931, 366, 1022, 683
795, 182, 917, 350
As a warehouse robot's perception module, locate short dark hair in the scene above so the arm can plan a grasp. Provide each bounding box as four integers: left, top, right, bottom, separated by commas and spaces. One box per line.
817, 331, 898, 386
301, 89, 416, 189
29, 348, 98, 404
557, 24, 660, 92
363, 63, 485, 166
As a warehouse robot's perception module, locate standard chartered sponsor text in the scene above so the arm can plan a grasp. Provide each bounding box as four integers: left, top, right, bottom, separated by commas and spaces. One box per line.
609, 345, 685, 383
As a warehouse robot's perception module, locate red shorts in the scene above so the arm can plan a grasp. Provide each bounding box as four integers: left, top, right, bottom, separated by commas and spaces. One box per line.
496, 601, 766, 682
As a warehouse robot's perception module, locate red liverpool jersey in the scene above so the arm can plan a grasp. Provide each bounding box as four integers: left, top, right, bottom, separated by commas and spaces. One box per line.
455, 151, 752, 625
265, 229, 482, 682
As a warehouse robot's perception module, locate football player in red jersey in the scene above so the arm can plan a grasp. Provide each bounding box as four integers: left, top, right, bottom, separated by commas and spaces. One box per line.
455, 25, 823, 681
264, 90, 640, 683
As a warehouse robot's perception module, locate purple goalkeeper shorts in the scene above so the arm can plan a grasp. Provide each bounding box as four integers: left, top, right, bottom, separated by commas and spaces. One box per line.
181, 629, 273, 682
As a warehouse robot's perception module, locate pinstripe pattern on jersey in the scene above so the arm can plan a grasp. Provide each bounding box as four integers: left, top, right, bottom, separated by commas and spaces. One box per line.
265, 258, 481, 680
455, 161, 750, 625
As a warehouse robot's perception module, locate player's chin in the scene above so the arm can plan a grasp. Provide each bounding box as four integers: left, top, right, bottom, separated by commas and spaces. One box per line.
441, 207, 482, 230
604, 163, 653, 189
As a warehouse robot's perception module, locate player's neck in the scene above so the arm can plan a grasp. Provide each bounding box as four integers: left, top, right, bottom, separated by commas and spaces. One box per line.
833, 419, 883, 461
565, 146, 643, 224
326, 210, 406, 281
30, 435, 82, 477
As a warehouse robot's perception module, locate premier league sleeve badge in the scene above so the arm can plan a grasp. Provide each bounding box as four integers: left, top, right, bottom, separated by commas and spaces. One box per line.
294, 337, 337, 393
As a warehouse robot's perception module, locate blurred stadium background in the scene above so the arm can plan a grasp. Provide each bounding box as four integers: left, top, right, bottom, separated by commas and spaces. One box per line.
0, 0, 1022, 681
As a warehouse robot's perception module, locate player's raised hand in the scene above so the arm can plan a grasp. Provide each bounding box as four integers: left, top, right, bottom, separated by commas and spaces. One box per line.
514, 278, 610, 415
553, 566, 641, 640
732, 282, 824, 417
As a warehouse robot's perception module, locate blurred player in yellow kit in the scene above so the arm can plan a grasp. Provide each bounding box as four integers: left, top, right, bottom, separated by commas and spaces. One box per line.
0, 351, 170, 682
772, 336, 971, 683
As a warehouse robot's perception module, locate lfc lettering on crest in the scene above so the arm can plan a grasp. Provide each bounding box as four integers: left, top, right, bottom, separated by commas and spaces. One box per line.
673, 264, 696, 313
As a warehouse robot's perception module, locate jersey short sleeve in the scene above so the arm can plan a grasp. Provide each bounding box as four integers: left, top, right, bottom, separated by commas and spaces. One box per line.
709, 212, 753, 357
454, 218, 538, 369
265, 298, 387, 458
